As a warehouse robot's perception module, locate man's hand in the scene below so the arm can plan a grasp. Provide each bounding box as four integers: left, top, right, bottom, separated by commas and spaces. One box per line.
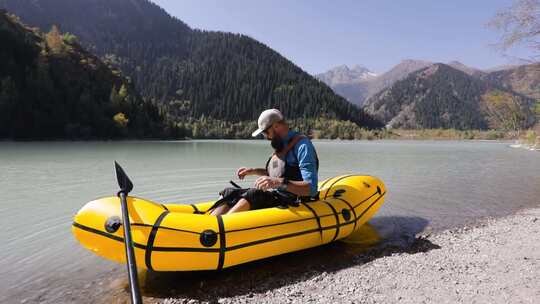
236, 167, 253, 180
254, 176, 283, 191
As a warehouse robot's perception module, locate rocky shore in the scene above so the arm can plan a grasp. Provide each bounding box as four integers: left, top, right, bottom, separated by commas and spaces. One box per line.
147, 208, 540, 304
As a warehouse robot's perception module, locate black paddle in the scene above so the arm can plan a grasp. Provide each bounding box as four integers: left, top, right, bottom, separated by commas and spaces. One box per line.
114, 161, 143, 304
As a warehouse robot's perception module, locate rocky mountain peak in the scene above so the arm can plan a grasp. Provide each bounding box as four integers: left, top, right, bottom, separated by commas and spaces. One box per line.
316, 64, 377, 86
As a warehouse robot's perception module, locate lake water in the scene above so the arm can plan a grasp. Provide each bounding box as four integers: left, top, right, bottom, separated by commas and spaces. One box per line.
0, 140, 538, 303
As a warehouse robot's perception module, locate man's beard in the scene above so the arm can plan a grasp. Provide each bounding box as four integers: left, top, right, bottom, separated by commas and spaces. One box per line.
270, 134, 285, 152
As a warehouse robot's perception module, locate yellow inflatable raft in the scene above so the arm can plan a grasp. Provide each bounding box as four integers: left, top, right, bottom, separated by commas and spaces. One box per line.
72, 175, 386, 271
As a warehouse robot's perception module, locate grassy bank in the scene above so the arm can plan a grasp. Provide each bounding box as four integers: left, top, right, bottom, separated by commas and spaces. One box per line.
381, 128, 517, 140
171, 117, 529, 141
312, 127, 526, 141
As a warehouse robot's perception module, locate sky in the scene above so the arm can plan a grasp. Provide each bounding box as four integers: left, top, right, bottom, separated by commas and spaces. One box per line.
151, 0, 535, 75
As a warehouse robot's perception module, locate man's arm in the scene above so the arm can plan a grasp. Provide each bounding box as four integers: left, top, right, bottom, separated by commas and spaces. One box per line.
237, 167, 267, 179
253, 176, 311, 196
280, 179, 312, 196
295, 140, 318, 196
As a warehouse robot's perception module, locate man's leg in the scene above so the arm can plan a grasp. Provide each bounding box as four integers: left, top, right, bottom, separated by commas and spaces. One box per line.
210, 204, 230, 216
226, 198, 251, 214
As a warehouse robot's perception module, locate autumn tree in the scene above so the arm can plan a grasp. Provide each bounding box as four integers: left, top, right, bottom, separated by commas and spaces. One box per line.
480, 90, 534, 131
118, 84, 128, 100
489, 0, 540, 62
45, 25, 64, 53
113, 112, 129, 128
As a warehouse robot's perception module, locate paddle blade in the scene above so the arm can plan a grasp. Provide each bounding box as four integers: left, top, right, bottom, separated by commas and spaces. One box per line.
114, 161, 133, 193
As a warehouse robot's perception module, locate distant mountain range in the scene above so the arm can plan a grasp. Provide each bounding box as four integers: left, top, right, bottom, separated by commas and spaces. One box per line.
317, 59, 538, 130
316, 65, 377, 86
481, 63, 540, 100
316, 60, 431, 106
316, 60, 525, 106
363, 63, 537, 130
0, 0, 382, 133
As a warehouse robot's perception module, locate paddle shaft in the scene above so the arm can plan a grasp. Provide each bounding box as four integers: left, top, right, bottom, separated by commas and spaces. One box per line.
119, 191, 143, 304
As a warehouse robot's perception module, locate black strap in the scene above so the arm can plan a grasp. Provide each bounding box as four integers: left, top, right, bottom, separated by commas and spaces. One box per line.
206, 197, 229, 214
190, 204, 205, 214
300, 202, 323, 240
216, 215, 226, 270
207, 187, 248, 213
270, 190, 299, 207
322, 200, 340, 242
300, 191, 320, 203
229, 180, 242, 189
145, 210, 169, 271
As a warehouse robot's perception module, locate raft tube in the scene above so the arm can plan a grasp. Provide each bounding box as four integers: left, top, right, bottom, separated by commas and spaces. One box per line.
72, 175, 386, 271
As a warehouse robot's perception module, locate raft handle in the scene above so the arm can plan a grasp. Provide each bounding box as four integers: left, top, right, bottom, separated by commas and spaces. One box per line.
333, 189, 346, 198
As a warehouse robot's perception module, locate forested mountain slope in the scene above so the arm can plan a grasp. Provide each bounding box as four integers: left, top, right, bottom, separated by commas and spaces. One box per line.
0, 10, 166, 139
0, 0, 382, 129
482, 63, 540, 100
364, 64, 536, 130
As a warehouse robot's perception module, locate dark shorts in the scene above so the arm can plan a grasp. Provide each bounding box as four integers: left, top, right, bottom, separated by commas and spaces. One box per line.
244, 189, 298, 210
218, 188, 295, 210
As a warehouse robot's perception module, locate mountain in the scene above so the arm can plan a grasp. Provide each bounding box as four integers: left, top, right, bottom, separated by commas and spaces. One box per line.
364, 64, 536, 130
315, 64, 377, 106
483, 64, 518, 73
0, 0, 382, 131
318, 59, 530, 110
363, 59, 433, 100
316, 64, 377, 86
0, 10, 166, 139
482, 63, 540, 100
447, 61, 484, 76
317, 60, 433, 106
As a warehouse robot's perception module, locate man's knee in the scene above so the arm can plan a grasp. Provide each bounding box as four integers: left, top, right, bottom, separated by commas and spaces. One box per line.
228, 198, 251, 213
210, 203, 230, 216
243, 188, 263, 205
237, 198, 251, 208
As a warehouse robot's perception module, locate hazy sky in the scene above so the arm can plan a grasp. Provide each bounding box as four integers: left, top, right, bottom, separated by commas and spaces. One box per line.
151, 0, 534, 74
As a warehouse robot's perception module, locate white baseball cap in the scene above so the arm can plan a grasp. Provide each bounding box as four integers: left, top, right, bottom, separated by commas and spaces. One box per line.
251, 109, 284, 137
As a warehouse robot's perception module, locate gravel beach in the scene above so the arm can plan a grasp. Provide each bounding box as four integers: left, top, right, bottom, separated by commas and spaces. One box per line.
143, 207, 540, 304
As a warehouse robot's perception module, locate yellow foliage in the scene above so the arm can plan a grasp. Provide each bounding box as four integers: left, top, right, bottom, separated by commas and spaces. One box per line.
480, 90, 528, 131
118, 84, 128, 99
45, 25, 64, 53
113, 112, 129, 128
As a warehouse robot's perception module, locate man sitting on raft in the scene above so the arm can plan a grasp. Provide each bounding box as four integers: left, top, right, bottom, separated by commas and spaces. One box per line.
210, 109, 319, 215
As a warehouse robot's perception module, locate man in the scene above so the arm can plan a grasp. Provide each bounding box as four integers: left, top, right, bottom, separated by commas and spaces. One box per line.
210, 109, 319, 215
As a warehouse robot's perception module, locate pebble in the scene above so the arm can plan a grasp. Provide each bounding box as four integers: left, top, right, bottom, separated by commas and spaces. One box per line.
149, 207, 540, 304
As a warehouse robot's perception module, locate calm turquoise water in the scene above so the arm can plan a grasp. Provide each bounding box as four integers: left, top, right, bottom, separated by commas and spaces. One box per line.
0, 140, 538, 303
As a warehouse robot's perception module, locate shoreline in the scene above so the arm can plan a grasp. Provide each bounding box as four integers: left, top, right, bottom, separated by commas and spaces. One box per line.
0, 138, 529, 143
13, 206, 538, 303
0, 128, 536, 142
112, 206, 539, 304
161, 208, 540, 304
